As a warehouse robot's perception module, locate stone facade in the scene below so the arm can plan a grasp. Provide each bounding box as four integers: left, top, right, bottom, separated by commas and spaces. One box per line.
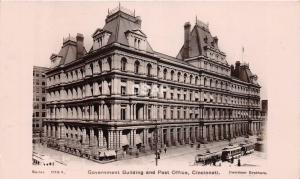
43, 6, 265, 159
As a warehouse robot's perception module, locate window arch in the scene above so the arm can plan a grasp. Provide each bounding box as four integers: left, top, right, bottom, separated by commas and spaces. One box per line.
147, 63, 152, 77
195, 76, 199, 85
184, 73, 187, 83
121, 57, 127, 71
170, 70, 174, 81
107, 57, 112, 71
163, 68, 167, 80
177, 72, 181, 82
134, 60, 140, 74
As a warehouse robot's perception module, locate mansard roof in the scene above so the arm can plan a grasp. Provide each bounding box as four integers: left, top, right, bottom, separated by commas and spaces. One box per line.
90, 7, 153, 53
177, 20, 223, 59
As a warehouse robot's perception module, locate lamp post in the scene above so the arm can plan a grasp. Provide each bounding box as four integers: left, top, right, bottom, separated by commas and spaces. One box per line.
155, 119, 158, 166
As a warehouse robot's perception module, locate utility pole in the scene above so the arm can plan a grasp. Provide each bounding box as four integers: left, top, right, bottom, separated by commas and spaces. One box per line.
155, 119, 158, 166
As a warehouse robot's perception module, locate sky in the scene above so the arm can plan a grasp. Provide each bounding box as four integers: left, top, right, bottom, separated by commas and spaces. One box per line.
1, 1, 300, 100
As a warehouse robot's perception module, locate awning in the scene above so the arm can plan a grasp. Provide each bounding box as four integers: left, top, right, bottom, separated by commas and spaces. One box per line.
135, 134, 142, 145
120, 134, 129, 146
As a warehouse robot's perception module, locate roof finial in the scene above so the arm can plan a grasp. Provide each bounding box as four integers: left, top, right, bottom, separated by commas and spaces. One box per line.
119, 2, 121, 11
196, 16, 198, 25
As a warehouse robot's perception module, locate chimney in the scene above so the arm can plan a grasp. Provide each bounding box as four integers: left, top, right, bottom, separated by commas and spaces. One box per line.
76, 33, 84, 58
183, 22, 191, 59
135, 16, 142, 29
230, 65, 235, 76
235, 61, 241, 76
213, 36, 219, 48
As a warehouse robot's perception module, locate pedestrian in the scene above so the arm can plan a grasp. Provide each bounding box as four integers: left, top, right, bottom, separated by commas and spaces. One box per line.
238, 158, 241, 166
164, 146, 167, 154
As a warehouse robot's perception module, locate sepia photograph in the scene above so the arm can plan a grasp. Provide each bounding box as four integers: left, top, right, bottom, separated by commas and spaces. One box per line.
0, 1, 299, 179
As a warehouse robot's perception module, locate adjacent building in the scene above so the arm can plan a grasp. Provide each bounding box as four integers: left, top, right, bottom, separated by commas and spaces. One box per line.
33, 66, 49, 143
43, 6, 265, 159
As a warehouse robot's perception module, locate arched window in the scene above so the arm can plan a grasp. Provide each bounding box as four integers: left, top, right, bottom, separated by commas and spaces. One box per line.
147, 63, 152, 76
204, 78, 207, 86
195, 76, 199, 85
210, 79, 212, 87
107, 58, 112, 71
90, 63, 93, 75
157, 67, 160, 77
163, 68, 167, 80
177, 72, 181, 82
190, 75, 193, 84
184, 73, 187, 83
121, 57, 127, 71
134, 60, 140, 74
170, 70, 174, 81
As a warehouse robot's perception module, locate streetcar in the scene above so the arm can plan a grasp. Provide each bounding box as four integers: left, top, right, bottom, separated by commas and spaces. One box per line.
221, 145, 242, 161
195, 151, 222, 165
239, 142, 255, 155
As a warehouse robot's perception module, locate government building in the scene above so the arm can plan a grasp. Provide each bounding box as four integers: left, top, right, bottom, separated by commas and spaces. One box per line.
43, 6, 265, 159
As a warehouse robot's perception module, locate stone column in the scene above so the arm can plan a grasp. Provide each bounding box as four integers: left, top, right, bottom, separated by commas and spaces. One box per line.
98, 129, 103, 147
215, 125, 219, 141
108, 130, 113, 149
43, 125, 47, 138
202, 125, 207, 142
209, 125, 213, 141
220, 124, 224, 140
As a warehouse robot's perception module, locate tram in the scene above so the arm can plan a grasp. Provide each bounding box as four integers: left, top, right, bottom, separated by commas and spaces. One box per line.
195, 151, 222, 165
240, 142, 255, 155
221, 145, 242, 161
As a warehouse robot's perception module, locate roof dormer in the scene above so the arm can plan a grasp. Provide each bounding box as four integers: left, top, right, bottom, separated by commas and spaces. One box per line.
92, 28, 112, 50
125, 29, 147, 51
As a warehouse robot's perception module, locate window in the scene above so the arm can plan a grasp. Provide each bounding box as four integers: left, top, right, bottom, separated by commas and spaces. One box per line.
42, 112, 46, 117
121, 108, 126, 120
210, 79, 212, 87
171, 109, 174, 119
184, 94, 186, 100
177, 72, 181, 82
147, 88, 151, 96
170, 70, 174, 81
134, 88, 139, 95
36, 112, 39, 117
190, 75, 193, 84
183, 110, 186, 119
147, 63, 152, 76
42, 88, 45, 93
163, 69, 167, 80
107, 58, 112, 71
42, 104, 45, 109
42, 97, 45, 101
184, 74, 187, 83
121, 58, 127, 71
42, 82, 46, 86
134, 61, 140, 74
163, 109, 166, 119
177, 109, 180, 119
190, 92, 192, 101
121, 86, 126, 95
170, 93, 174, 100
163, 92, 167, 99
177, 94, 180, 100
